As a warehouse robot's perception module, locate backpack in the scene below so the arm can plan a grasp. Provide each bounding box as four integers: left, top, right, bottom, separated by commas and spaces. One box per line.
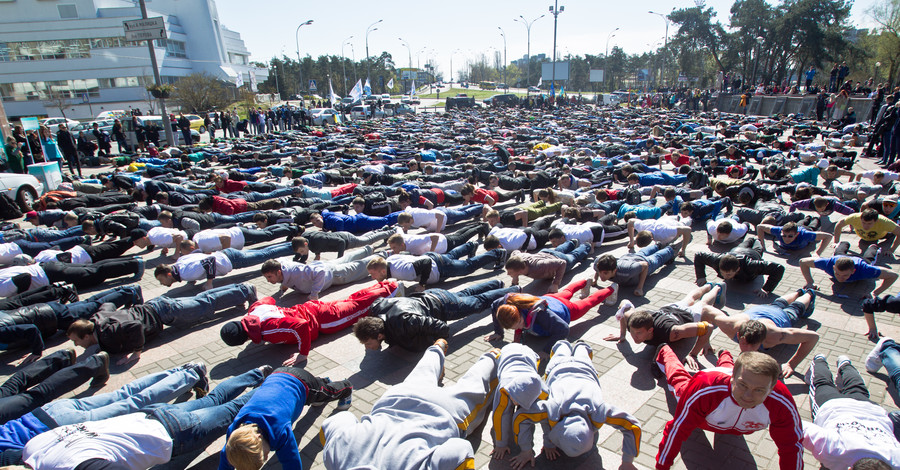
0, 192, 24, 219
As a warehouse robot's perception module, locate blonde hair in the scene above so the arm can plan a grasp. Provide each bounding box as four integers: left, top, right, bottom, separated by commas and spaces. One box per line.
225, 423, 268, 470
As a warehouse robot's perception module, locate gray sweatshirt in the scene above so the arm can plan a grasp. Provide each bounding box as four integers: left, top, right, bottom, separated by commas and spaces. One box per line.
491, 343, 546, 448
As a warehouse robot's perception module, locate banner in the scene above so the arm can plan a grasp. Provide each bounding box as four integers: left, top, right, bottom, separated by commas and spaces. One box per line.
364, 78, 371, 96
235, 73, 244, 88
249, 70, 257, 92
537, 77, 542, 88
386, 78, 394, 89
410, 79, 416, 95
349, 79, 363, 101
329, 79, 340, 105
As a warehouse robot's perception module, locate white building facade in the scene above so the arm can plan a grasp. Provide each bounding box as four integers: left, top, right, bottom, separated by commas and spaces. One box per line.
0, 0, 267, 120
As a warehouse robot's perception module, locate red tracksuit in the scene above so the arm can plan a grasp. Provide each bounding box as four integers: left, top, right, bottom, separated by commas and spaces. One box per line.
241, 281, 398, 356
211, 196, 248, 215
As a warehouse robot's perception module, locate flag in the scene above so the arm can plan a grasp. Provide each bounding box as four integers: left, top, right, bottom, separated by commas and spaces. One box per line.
559, 85, 565, 98
235, 73, 244, 88
386, 78, 394, 89
410, 79, 416, 95
364, 78, 372, 96
349, 79, 363, 101
249, 70, 257, 92
550, 82, 554, 96
329, 78, 340, 105
537, 77, 542, 88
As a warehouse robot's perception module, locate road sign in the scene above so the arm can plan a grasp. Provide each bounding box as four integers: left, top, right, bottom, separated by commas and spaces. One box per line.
123, 17, 166, 42
308, 79, 317, 92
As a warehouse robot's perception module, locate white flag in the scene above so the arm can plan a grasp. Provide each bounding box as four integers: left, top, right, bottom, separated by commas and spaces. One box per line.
329, 78, 340, 105
364, 78, 372, 96
537, 77, 542, 87
387, 78, 394, 89
410, 79, 416, 95
249, 70, 257, 92
235, 73, 244, 88
349, 79, 363, 101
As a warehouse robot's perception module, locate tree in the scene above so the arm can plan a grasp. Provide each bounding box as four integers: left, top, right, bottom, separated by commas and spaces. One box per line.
44, 90, 72, 119
870, 0, 900, 85
172, 73, 232, 113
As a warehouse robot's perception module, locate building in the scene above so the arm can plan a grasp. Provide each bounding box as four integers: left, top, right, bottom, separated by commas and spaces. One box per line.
0, 0, 268, 120
512, 53, 546, 69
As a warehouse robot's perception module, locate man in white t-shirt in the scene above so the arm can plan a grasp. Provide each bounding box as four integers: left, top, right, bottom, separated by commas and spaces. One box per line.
397, 209, 446, 233
189, 223, 299, 253
133, 227, 189, 256
706, 218, 749, 246
386, 223, 486, 256
628, 216, 693, 256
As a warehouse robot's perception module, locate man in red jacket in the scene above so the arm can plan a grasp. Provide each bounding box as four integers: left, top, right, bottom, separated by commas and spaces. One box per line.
197, 195, 282, 215
654, 345, 803, 470
219, 281, 400, 365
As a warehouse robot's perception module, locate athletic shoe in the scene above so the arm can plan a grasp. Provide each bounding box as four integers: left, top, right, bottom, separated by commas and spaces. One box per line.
63, 347, 77, 365
61, 284, 79, 304
866, 337, 889, 373
129, 285, 144, 306
836, 355, 852, 370
580, 281, 591, 299
90, 352, 110, 388
616, 299, 635, 319
574, 339, 593, 359
131, 258, 145, 281
603, 283, 619, 306
390, 283, 405, 298
246, 284, 258, 306
433, 338, 449, 355
336, 388, 353, 411
257, 365, 274, 379
492, 248, 509, 269
184, 362, 209, 398
487, 348, 502, 360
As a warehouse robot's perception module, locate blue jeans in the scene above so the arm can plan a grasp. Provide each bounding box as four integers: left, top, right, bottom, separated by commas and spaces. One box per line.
427, 280, 519, 320
223, 243, 292, 269
147, 283, 254, 326
147, 368, 264, 457
636, 244, 676, 274
40, 366, 199, 426
541, 240, 590, 272
437, 204, 484, 225
301, 173, 326, 189
302, 186, 332, 200
639, 173, 687, 187
881, 339, 900, 391
14, 236, 84, 256
429, 242, 503, 279
210, 212, 258, 225
692, 199, 728, 222
48, 285, 143, 329
26, 227, 84, 243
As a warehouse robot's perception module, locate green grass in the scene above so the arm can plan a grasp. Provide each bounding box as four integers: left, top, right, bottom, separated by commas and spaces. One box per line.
417, 88, 526, 100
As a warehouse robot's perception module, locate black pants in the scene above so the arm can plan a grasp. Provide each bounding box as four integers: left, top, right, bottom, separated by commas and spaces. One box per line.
79, 238, 134, 263
735, 235, 763, 255
276, 366, 351, 405
64, 150, 82, 177
0, 285, 71, 310
445, 223, 487, 251
809, 356, 871, 420
41, 258, 140, 289
835, 237, 889, 265
0, 350, 104, 424
240, 224, 297, 245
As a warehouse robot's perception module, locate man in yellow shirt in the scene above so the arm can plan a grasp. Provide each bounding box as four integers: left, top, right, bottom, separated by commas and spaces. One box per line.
833, 209, 900, 259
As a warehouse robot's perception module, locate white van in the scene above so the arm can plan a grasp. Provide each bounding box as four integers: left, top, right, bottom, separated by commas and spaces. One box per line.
96, 110, 126, 120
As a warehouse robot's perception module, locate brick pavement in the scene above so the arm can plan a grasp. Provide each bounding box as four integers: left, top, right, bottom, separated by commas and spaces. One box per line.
1, 143, 897, 470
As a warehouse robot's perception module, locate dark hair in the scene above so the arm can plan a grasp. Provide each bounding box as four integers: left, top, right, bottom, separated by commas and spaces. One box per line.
483, 235, 501, 250
260, 259, 282, 274
834, 257, 856, 272
252, 213, 268, 223
548, 228, 565, 240
719, 254, 740, 272
781, 221, 799, 234
66, 318, 94, 338
635, 230, 653, 247
153, 264, 173, 277
680, 204, 694, 214
594, 254, 617, 273
627, 310, 654, 330
505, 256, 527, 271
851, 458, 892, 470
716, 220, 733, 234
861, 208, 879, 222
794, 186, 812, 201
353, 316, 384, 341
197, 197, 214, 212
291, 236, 308, 251
738, 320, 767, 346
663, 188, 676, 200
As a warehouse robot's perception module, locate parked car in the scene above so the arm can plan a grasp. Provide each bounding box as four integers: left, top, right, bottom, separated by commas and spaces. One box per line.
96, 110, 126, 120
497, 83, 509, 90
70, 120, 115, 141
528, 86, 541, 92
393, 104, 416, 116
363, 96, 379, 105
40, 117, 80, 129
310, 108, 340, 125
124, 115, 199, 145
337, 97, 357, 111
184, 114, 206, 133
455, 93, 468, 98
0, 173, 44, 211
380, 93, 391, 100
483, 94, 519, 107
401, 96, 420, 105
350, 106, 371, 120
445, 97, 479, 110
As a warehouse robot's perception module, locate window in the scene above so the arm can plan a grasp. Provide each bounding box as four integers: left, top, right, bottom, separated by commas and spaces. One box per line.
0, 36, 142, 62
1, 76, 150, 101
154, 39, 186, 58
57, 4, 77, 19
228, 53, 248, 65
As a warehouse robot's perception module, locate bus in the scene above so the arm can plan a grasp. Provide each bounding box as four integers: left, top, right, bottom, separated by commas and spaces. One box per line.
479, 81, 497, 90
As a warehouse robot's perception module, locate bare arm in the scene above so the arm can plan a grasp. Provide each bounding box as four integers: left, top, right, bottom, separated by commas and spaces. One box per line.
757, 224, 772, 252
433, 212, 445, 232
634, 262, 649, 297
832, 220, 848, 245
779, 328, 820, 378
429, 234, 440, 252
677, 226, 692, 256
874, 268, 899, 297
799, 257, 817, 288
626, 220, 636, 249
219, 235, 231, 250
814, 232, 833, 256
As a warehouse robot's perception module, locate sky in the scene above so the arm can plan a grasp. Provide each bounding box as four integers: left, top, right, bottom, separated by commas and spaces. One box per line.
215, 0, 881, 85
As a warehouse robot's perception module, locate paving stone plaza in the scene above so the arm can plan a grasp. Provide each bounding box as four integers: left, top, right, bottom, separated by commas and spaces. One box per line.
0, 126, 896, 470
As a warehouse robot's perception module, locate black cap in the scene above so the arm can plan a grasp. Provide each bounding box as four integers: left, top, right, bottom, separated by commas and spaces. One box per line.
220, 321, 248, 346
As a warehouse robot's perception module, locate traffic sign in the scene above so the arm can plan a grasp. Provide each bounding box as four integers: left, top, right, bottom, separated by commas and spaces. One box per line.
123, 17, 166, 42
309, 80, 317, 92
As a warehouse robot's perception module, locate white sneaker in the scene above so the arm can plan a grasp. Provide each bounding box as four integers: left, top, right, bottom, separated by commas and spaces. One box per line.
603, 283, 619, 306
865, 337, 889, 373
615, 299, 634, 320
580, 281, 591, 299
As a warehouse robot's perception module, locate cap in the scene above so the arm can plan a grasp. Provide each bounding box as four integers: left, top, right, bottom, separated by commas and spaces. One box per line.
884, 195, 899, 204
220, 321, 249, 346
129, 229, 147, 241
25, 211, 37, 220
547, 414, 594, 457
817, 159, 830, 169
11, 254, 33, 266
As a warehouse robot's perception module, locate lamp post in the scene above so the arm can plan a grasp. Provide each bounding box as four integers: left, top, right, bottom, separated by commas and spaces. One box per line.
649, 11, 669, 88
549, 1, 564, 101
295, 19, 313, 97
752, 35, 764, 88
606, 27, 619, 58
398, 37, 412, 94
515, 14, 544, 92
365, 19, 383, 93
341, 35, 353, 96
497, 27, 507, 89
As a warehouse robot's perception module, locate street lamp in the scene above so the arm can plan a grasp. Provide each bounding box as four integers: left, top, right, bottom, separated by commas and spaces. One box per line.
398, 37, 412, 94
515, 14, 544, 92
649, 10, 669, 88
341, 35, 353, 96
450, 48, 461, 85
549, 1, 564, 101
498, 27, 507, 89
295, 19, 313, 96
606, 27, 619, 58
752, 35, 764, 87
365, 19, 383, 93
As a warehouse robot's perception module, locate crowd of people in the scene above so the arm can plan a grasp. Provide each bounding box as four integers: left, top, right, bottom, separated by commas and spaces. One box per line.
0, 93, 899, 470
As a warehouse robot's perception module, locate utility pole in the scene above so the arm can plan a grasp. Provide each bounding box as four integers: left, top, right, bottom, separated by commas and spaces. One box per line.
549, 1, 564, 103
341, 35, 353, 96
649, 11, 670, 89
515, 14, 544, 93
366, 20, 383, 93
295, 19, 313, 98
137, 0, 174, 146
498, 27, 507, 89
